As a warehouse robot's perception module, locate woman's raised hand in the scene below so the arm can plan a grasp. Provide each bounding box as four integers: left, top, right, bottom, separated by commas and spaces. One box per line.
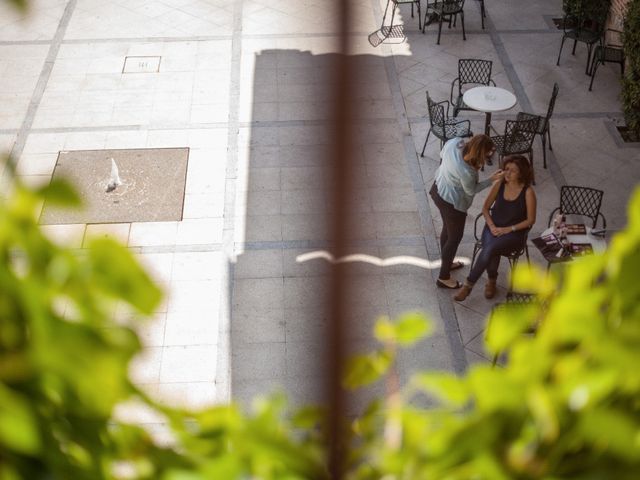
489, 169, 505, 183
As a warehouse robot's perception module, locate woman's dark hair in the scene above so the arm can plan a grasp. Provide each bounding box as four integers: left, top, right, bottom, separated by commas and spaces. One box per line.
462, 134, 495, 170
503, 155, 533, 187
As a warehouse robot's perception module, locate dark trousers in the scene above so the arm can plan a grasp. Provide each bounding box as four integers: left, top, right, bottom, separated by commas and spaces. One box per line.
429, 183, 467, 280
467, 226, 525, 284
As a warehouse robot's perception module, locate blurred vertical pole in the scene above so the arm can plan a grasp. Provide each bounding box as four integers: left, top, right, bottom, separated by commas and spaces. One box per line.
327, 0, 353, 477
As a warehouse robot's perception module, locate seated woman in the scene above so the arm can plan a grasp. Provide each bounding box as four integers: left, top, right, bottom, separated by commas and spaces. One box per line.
454, 155, 537, 301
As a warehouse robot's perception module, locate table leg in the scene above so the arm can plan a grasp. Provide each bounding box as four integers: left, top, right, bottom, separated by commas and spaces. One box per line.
485, 112, 493, 165
484, 112, 492, 136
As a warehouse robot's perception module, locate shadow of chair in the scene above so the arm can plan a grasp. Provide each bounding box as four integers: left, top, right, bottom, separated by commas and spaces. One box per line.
589, 29, 625, 91
547, 185, 607, 229
470, 213, 531, 288
422, 0, 466, 45
490, 117, 538, 180
420, 91, 473, 157
516, 82, 559, 170
556, 12, 604, 75
450, 58, 495, 116
369, 0, 421, 47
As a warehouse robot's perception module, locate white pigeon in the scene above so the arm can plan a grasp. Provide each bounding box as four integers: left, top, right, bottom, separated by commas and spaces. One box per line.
106, 158, 122, 192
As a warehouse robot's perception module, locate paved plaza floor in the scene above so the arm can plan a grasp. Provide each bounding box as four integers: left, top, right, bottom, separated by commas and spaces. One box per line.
2, 0, 639, 420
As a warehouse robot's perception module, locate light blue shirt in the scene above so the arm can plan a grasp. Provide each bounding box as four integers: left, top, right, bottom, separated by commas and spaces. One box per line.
434, 138, 493, 212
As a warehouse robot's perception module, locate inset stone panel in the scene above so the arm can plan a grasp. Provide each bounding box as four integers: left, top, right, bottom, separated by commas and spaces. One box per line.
40, 148, 189, 225
123, 56, 161, 73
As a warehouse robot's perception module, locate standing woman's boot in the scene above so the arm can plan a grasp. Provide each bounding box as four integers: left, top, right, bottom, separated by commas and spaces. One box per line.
484, 277, 497, 299
454, 280, 474, 301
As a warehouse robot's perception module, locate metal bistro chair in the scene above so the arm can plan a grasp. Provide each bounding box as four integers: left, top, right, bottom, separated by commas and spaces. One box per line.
369, 0, 421, 47
450, 59, 494, 116
589, 29, 625, 91
398, 0, 422, 29
488, 291, 539, 367
547, 185, 607, 229
422, 0, 466, 45
420, 91, 473, 158
470, 212, 531, 291
516, 82, 559, 169
556, 12, 604, 75
490, 118, 538, 181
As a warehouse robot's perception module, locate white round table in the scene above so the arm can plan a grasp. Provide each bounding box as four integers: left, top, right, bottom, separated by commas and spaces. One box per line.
462, 86, 517, 137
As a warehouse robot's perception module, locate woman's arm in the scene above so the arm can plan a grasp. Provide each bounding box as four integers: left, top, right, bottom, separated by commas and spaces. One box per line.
482, 182, 501, 236
523, 187, 537, 229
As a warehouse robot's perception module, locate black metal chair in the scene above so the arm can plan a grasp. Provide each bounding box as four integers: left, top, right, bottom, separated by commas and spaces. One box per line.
399, 0, 422, 29
556, 12, 604, 75
422, 0, 466, 45
488, 291, 539, 366
420, 91, 473, 157
470, 213, 531, 284
516, 82, 559, 170
490, 118, 538, 180
547, 185, 606, 229
589, 29, 625, 91
450, 59, 495, 116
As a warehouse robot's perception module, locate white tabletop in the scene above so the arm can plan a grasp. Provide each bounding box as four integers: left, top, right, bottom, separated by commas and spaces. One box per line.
462, 86, 517, 113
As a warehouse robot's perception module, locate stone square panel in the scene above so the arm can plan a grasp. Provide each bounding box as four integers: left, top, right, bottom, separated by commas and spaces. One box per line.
40, 148, 188, 224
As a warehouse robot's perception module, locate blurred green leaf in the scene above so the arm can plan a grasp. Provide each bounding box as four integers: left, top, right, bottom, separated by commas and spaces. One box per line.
0, 385, 40, 454
87, 238, 162, 314
527, 385, 558, 441
374, 312, 431, 346
485, 304, 535, 353
411, 372, 469, 407
36, 179, 81, 207
578, 407, 640, 461
468, 366, 524, 412
6, 0, 27, 13
343, 351, 392, 389
511, 262, 556, 297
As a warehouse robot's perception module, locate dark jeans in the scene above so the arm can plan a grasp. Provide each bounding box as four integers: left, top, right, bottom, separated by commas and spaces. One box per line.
467, 225, 526, 284
429, 183, 467, 280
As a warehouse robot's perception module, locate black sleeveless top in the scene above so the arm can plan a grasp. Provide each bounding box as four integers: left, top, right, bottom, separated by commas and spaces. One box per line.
491, 182, 527, 228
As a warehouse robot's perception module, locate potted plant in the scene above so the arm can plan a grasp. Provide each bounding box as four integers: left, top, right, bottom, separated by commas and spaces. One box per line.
621, 0, 640, 142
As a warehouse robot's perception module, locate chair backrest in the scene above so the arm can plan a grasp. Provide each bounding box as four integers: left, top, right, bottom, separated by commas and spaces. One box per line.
458, 59, 492, 88
426, 92, 446, 129
503, 118, 538, 154
544, 82, 559, 121
559, 185, 604, 228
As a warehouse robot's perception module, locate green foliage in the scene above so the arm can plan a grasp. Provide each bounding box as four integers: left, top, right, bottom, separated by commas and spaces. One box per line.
4, 155, 640, 478
0, 158, 326, 479
4, 0, 27, 13
562, 0, 611, 23
344, 313, 431, 389
622, 0, 640, 136
347, 189, 640, 479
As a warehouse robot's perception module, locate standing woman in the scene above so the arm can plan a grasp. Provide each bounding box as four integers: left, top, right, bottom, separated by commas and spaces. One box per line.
454, 154, 536, 301
429, 134, 504, 289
